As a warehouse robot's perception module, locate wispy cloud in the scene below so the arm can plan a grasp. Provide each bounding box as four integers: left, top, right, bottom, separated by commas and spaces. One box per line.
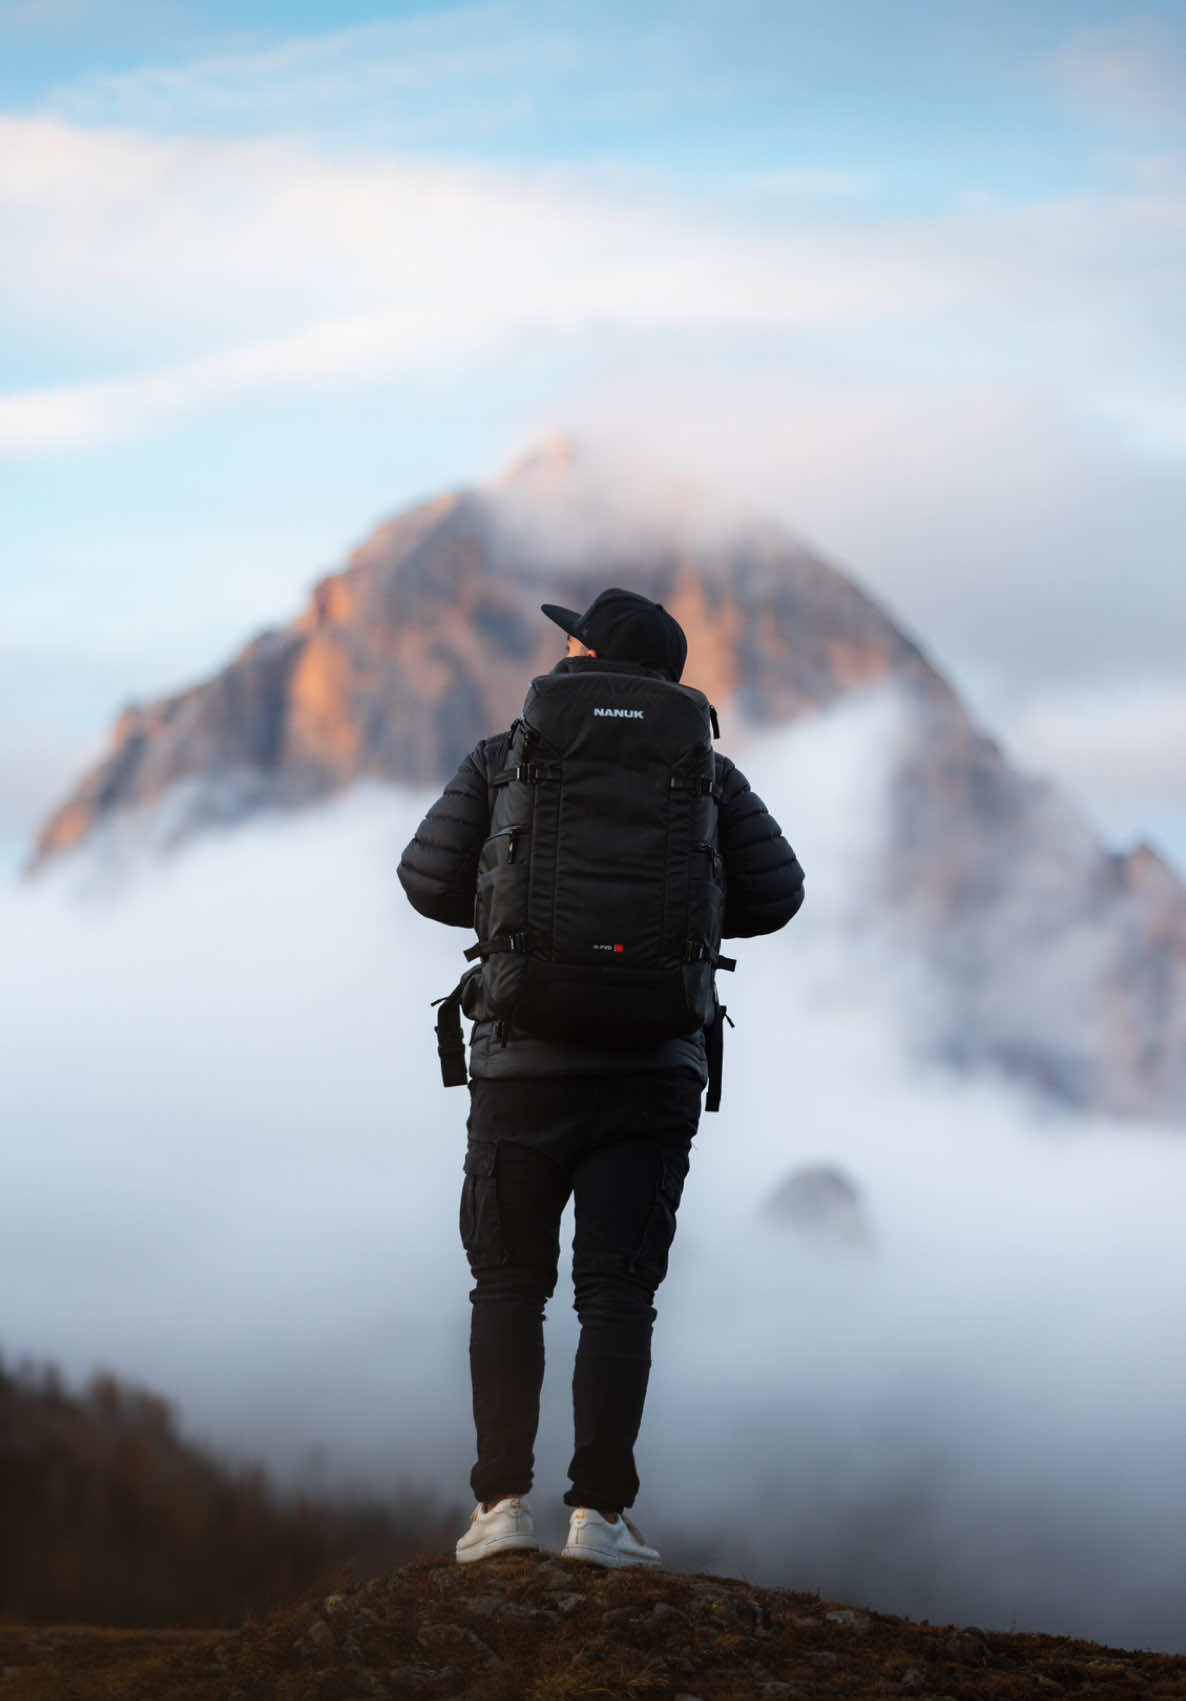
63, 7, 536, 115
0, 304, 495, 451
1, 111, 1183, 455
1087, 385, 1186, 457
0, 117, 955, 453
40, 5, 696, 139
1, 0, 94, 26
1052, 15, 1186, 130
734, 165, 876, 198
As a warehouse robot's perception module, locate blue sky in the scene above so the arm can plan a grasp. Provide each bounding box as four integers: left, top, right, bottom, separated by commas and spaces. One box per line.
2, 0, 1185, 866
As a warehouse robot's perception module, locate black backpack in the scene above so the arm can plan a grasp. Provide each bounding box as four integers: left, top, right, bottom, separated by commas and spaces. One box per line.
433, 661, 735, 1103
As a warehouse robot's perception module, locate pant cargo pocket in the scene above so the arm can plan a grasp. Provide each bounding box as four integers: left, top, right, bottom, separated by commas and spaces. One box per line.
634, 1145, 690, 1285
460, 1139, 505, 1268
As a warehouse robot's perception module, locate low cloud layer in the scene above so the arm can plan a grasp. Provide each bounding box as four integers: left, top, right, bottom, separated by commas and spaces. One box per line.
4, 698, 1186, 1650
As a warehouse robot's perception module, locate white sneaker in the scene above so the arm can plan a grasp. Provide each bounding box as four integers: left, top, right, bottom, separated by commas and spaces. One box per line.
561, 1507, 661, 1569
455, 1495, 539, 1564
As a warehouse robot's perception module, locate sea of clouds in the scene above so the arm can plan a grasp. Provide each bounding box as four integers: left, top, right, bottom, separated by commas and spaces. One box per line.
3, 692, 1186, 1650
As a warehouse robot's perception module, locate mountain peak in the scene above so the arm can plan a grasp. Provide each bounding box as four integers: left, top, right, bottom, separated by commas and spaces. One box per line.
495, 431, 588, 489
31, 449, 935, 875
25, 451, 1186, 1124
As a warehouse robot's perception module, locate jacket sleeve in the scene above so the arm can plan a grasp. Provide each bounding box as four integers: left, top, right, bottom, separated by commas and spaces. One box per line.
397, 741, 494, 928
716, 754, 805, 938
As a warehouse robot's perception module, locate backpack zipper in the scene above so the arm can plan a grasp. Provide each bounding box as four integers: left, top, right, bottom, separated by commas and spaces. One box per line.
694, 840, 723, 880
487, 825, 526, 863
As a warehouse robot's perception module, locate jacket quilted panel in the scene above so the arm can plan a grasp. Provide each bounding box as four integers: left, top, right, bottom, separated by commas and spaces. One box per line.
397, 739, 502, 932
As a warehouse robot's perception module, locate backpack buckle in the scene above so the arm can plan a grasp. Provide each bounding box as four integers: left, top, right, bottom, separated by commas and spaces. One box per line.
492, 760, 557, 788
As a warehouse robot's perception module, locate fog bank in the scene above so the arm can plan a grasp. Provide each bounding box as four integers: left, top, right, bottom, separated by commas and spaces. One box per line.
3, 695, 1185, 1649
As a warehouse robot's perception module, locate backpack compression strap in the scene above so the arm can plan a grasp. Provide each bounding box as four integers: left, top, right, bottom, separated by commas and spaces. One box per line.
463, 933, 526, 962
704, 1003, 735, 1113
684, 940, 737, 972
669, 774, 722, 800
430, 982, 469, 1088
491, 763, 561, 788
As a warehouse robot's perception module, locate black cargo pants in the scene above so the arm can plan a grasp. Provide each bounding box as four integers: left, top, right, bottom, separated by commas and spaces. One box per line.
461, 1071, 701, 1514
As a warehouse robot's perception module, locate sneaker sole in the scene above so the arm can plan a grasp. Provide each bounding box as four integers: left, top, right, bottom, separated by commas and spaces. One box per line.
455, 1534, 540, 1565
560, 1544, 660, 1569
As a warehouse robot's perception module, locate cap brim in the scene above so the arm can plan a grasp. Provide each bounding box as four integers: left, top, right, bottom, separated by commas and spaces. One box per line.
540, 603, 585, 640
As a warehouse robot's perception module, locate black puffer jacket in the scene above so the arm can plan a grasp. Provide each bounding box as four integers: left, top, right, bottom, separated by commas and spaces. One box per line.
398, 663, 805, 1080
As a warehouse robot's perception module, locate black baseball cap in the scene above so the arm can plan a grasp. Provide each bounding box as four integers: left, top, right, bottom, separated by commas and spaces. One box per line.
541, 588, 688, 682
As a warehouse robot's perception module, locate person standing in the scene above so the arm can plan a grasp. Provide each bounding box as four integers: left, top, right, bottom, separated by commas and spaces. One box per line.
398, 589, 804, 1567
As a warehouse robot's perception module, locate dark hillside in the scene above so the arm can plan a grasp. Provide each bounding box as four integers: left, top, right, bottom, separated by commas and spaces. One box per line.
0, 1357, 457, 1629
2, 1549, 1184, 1700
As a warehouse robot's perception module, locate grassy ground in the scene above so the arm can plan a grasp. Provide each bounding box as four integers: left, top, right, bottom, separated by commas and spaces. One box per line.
3, 1551, 1185, 1701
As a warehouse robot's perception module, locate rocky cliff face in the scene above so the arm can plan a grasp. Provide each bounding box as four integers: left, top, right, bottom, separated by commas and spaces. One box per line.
31, 451, 949, 857
28, 441, 1186, 1123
